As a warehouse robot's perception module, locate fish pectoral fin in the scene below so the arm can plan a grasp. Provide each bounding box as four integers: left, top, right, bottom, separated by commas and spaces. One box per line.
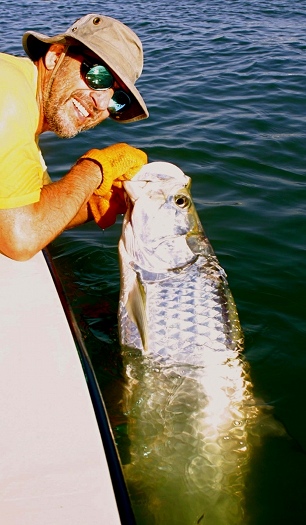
126, 278, 148, 351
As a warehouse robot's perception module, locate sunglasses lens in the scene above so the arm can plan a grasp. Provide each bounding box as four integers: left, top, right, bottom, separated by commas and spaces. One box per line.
85, 65, 113, 90
108, 90, 131, 114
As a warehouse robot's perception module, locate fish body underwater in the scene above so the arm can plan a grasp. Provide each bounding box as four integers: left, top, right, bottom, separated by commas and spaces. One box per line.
117, 162, 284, 525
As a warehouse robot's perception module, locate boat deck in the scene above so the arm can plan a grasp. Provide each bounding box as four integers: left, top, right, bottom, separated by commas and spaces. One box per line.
0, 251, 127, 524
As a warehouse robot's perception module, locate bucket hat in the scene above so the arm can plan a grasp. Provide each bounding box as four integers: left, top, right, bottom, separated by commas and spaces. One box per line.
22, 13, 149, 123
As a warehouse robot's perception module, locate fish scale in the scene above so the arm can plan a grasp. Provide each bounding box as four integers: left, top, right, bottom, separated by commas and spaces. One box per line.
120, 254, 242, 365
150, 269, 226, 355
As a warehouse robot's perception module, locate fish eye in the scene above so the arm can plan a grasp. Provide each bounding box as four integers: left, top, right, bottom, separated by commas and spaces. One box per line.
174, 194, 190, 209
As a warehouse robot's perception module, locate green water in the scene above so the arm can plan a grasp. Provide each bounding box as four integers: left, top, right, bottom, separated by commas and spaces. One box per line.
2, 0, 306, 523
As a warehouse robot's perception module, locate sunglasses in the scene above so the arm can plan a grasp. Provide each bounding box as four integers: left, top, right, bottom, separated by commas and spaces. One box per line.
81, 58, 131, 115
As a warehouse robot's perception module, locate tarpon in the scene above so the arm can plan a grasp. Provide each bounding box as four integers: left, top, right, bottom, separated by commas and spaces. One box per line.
117, 162, 284, 525
119, 161, 243, 362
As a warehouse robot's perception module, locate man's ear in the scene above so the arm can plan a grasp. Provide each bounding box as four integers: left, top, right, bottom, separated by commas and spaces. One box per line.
44, 44, 66, 70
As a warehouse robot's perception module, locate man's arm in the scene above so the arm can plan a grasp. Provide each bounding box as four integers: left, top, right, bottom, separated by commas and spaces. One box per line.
0, 160, 101, 261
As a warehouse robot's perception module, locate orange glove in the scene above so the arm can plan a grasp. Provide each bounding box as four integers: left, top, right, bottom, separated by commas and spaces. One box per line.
81, 143, 147, 229
89, 187, 128, 229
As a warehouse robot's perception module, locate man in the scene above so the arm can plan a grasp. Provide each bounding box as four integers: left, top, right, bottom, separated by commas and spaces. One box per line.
0, 13, 149, 261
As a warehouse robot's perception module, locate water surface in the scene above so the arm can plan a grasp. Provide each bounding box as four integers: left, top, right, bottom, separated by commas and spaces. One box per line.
1, 1, 306, 523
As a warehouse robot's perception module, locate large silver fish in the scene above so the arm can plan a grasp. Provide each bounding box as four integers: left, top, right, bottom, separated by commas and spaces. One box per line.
117, 162, 283, 525
119, 161, 243, 361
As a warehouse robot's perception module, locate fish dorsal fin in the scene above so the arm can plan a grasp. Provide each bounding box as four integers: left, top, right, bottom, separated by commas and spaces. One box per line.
126, 276, 148, 351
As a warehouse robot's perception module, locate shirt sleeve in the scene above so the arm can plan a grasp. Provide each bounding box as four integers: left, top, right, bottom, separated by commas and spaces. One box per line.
0, 56, 47, 209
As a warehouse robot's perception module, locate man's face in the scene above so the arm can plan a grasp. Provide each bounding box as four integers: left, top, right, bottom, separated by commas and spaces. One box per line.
43, 48, 114, 138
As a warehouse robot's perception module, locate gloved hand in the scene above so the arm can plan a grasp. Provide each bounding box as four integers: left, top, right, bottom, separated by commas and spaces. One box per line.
80, 143, 147, 229
88, 187, 127, 230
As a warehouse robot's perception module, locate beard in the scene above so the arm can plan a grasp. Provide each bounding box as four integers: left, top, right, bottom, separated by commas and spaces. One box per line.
44, 105, 79, 139
43, 84, 83, 139
45, 108, 81, 139
43, 62, 106, 139
44, 89, 107, 139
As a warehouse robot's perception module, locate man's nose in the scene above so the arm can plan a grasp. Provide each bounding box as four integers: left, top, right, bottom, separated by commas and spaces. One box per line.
90, 88, 114, 111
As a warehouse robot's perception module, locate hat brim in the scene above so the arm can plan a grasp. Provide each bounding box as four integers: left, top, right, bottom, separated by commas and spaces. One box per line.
22, 31, 149, 123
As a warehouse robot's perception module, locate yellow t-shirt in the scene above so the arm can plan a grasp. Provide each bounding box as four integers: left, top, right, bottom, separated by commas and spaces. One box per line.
0, 53, 51, 209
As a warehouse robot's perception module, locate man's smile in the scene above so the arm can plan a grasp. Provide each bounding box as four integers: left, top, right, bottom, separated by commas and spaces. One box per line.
72, 97, 90, 118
